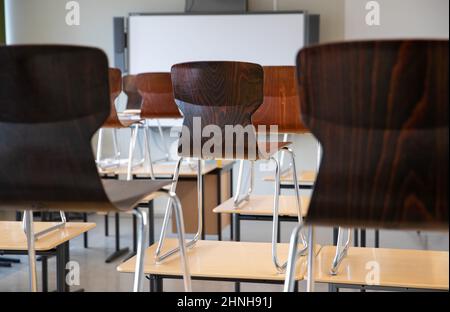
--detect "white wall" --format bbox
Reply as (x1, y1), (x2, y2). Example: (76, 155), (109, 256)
(345, 0), (449, 39)
(5, 0), (185, 63)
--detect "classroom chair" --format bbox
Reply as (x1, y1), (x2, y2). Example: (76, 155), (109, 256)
(284, 40), (449, 292)
(97, 69), (153, 180)
(156, 61), (306, 273)
(0, 45), (191, 292)
(136, 72), (183, 162)
(214, 66), (314, 273)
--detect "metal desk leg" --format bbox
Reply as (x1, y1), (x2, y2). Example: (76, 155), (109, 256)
(277, 218), (281, 244)
(201, 174), (206, 240)
(124, 214), (138, 262)
(354, 229), (359, 247)
(148, 201), (155, 245)
(360, 229), (366, 247)
(83, 213), (88, 248)
(153, 276), (163, 292)
(234, 214), (241, 242)
(105, 213), (130, 263)
(149, 275), (156, 292)
(42, 256), (48, 292)
(105, 214), (109, 237)
(234, 213), (241, 292)
(56, 242), (70, 292)
(229, 170), (234, 241)
(375, 230), (380, 248)
(333, 227), (339, 245)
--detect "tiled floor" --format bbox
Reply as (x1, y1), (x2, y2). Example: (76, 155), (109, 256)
(0, 213), (448, 292)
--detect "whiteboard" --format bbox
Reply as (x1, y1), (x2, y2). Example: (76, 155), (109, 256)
(128, 13), (306, 74)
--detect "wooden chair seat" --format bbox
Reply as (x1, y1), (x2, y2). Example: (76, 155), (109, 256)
(213, 195), (310, 217)
(315, 246), (449, 291)
(118, 239), (320, 282)
(102, 179), (171, 211)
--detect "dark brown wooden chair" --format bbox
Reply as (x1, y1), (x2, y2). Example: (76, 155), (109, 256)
(0, 45), (191, 292)
(123, 74), (142, 111)
(253, 66), (309, 133)
(135, 72), (183, 162)
(137, 72), (183, 119)
(284, 40), (449, 291)
(155, 62), (304, 273)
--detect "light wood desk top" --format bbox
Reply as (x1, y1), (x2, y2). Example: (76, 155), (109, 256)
(264, 170), (316, 185)
(315, 246), (449, 290)
(0, 222), (96, 251)
(100, 160), (234, 178)
(118, 239), (321, 281)
(213, 195), (310, 217)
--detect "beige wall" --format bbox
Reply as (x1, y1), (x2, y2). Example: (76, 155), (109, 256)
(345, 0), (449, 39)
(5, 0), (185, 63)
(249, 0), (346, 42)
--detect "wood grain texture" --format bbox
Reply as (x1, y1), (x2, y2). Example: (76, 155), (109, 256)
(103, 68), (123, 128)
(253, 66), (309, 133)
(316, 246), (449, 290)
(0, 46), (114, 211)
(0, 221), (96, 251)
(297, 40), (449, 230)
(136, 73), (182, 119)
(171, 61), (270, 160)
(118, 239), (319, 281)
(0, 46), (170, 212)
(123, 74), (142, 110)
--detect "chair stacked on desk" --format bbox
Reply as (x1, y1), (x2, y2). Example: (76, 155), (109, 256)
(213, 66), (317, 245)
(118, 61), (320, 291)
(284, 39), (449, 292)
(97, 68), (154, 181)
(0, 45), (191, 292)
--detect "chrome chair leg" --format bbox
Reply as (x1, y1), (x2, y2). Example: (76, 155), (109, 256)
(143, 124), (155, 180)
(271, 155), (307, 273)
(112, 128), (121, 164)
(283, 224), (315, 292)
(330, 227), (351, 275)
(233, 160), (253, 208)
(281, 147), (307, 247)
(96, 128), (104, 164)
(132, 208), (148, 292)
(155, 157), (183, 259)
(156, 120), (170, 161)
(232, 160), (245, 207)
(126, 124), (139, 181)
(306, 225), (315, 292)
(169, 192), (192, 292)
(155, 158), (203, 263)
(22, 210), (66, 240)
(283, 223), (303, 292)
(24, 210), (38, 292)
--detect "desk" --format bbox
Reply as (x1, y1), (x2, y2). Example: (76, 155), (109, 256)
(118, 239), (320, 292)
(263, 170), (316, 188)
(0, 221), (95, 292)
(316, 246), (449, 292)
